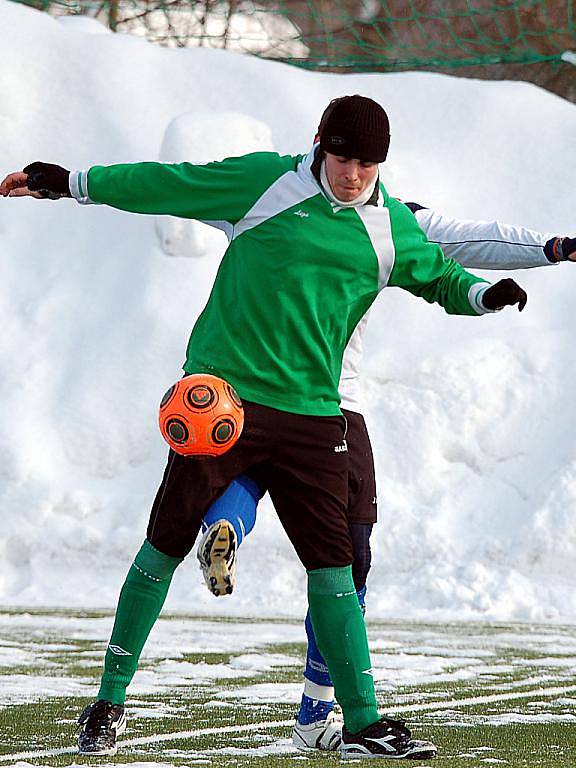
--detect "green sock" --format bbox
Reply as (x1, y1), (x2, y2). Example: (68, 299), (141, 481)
(98, 539), (183, 704)
(308, 565), (379, 734)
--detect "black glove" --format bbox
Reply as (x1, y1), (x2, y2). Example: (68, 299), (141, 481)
(23, 162), (70, 199)
(482, 278), (527, 312)
(544, 236), (576, 262)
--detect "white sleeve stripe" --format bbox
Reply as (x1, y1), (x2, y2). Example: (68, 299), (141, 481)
(468, 282), (495, 315)
(69, 169), (94, 205)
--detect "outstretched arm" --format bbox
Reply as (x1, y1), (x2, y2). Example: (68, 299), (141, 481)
(388, 199), (527, 314)
(408, 204), (576, 268)
(1, 153), (294, 227)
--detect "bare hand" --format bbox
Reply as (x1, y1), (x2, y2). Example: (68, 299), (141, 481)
(0, 172), (43, 199)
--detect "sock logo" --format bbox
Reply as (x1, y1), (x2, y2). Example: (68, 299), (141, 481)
(335, 589), (356, 598)
(309, 658), (330, 674)
(362, 667), (374, 677)
(108, 644), (133, 656)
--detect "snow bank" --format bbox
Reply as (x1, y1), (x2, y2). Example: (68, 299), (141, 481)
(156, 111), (274, 258)
(0, 0), (575, 622)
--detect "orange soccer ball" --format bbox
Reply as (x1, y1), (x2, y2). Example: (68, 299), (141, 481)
(158, 374), (244, 457)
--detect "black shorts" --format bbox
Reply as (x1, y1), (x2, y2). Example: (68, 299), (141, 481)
(248, 408), (377, 525)
(147, 401), (352, 570)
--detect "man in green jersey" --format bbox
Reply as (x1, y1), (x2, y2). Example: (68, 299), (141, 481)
(1, 95), (527, 759)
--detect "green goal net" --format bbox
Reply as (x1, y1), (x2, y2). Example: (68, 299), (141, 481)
(10, 0), (576, 72)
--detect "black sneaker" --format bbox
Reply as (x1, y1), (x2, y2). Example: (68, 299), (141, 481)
(77, 700), (127, 755)
(341, 716), (437, 760)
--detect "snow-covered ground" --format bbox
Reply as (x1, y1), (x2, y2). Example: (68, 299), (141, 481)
(1, 0), (575, 622)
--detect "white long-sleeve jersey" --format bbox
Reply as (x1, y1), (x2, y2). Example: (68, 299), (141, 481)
(339, 208), (554, 413)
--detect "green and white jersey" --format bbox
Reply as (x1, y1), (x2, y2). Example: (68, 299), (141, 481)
(70, 148), (490, 417)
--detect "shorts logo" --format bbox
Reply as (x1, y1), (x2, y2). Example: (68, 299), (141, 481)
(294, 209), (309, 218)
(108, 644), (132, 656)
(334, 439), (348, 453)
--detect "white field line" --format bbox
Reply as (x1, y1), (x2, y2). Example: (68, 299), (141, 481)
(0, 720), (295, 762)
(2, 684), (576, 763)
(388, 683), (576, 715)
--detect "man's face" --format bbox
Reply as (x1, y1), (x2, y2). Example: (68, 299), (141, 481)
(324, 153), (378, 202)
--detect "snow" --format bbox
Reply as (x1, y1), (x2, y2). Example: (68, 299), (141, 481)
(156, 111), (273, 258)
(2, 611), (575, 710)
(1, 611), (575, 763)
(1, 0), (576, 622)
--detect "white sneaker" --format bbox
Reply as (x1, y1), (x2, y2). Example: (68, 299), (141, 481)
(197, 519), (237, 596)
(292, 710), (343, 751)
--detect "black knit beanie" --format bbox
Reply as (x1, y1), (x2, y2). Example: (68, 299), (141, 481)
(319, 95), (390, 162)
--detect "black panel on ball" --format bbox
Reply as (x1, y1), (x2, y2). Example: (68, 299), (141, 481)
(166, 418), (189, 444)
(186, 385), (216, 410)
(227, 384), (243, 408)
(160, 384), (176, 409)
(212, 418), (235, 445)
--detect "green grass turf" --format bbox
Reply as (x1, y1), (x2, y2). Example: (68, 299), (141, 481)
(0, 610), (575, 767)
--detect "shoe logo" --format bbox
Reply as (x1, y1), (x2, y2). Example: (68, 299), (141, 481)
(108, 644), (133, 656)
(294, 209), (309, 218)
(334, 439), (348, 453)
(366, 735), (397, 752)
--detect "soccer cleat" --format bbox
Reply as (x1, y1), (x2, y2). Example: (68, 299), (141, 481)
(341, 716), (437, 760)
(77, 699), (127, 755)
(292, 709), (343, 751)
(197, 519), (237, 596)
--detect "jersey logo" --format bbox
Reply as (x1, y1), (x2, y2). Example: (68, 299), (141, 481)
(108, 644), (133, 656)
(334, 439), (348, 453)
(293, 209), (309, 218)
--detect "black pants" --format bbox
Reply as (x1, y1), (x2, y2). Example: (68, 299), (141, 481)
(147, 401), (352, 570)
(342, 410), (377, 524)
(350, 522), (373, 591)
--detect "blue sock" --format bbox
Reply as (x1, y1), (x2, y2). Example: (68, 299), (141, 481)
(298, 587), (367, 724)
(304, 609), (332, 686)
(202, 475), (262, 545)
(357, 585), (367, 614)
(298, 694), (334, 725)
